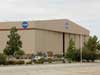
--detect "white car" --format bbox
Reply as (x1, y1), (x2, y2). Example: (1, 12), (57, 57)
(32, 56), (43, 62)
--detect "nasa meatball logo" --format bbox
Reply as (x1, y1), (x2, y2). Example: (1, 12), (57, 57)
(64, 22), (69, 29)
(22, 21), (28, 29)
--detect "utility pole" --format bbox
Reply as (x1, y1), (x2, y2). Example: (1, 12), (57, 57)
(80, 34), (83, 63)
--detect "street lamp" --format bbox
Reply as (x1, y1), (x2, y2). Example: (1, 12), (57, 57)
(80, 34), (83, 63)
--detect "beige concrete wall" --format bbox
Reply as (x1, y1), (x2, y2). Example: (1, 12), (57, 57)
(0, 31), (9, 53)
(65, 34), (80, 52)
(35, 30), (63, 54)
(65, 33), (89, 53)
(35, 30), (89, 54)
(65, 34), (70, 52)
(0, 29), (89, 54)
(18, 30), (36, 54)
(75, 34), (80, 49)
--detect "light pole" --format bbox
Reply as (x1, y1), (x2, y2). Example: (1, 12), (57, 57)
(80, 34), (83, 63)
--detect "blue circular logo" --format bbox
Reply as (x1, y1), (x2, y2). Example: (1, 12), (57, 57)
(64, 22), (69, 29)
(22, 21), (28, 29)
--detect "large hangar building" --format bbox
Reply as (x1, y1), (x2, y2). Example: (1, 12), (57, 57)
(0, 19), (89, 55)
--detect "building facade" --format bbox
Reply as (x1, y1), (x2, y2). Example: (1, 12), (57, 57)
(0, 19), (89, 55)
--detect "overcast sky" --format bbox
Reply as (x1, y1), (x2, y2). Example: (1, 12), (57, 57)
(0, 0), (100, 38)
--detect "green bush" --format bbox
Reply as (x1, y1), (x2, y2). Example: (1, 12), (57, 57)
(65, 49), (77, 62)
(26, 61), (32, 64)
(14, 50), (25, 58)
(16, 60), (25, 65)
(34, 58), (45, 64)
(0, 53), (7, 65)
(7, 60), (25, 65)
(75, 50), (81, 61)
(36, 52), (46, 57)
(7, 60), (17, 65)
(97, 53), (100, 59)
(54, 54), (63, 58)
(54, 58), (63, 62)
(48, 58), (52, 63)
(82, 49), (97, 62)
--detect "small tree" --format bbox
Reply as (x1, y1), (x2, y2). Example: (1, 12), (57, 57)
(4, 27), (22, 56)
(65, 38), (76, 62)
(82, 35), (99, 62)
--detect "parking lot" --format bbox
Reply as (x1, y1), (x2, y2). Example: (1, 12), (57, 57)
(0, 63), (100, 75)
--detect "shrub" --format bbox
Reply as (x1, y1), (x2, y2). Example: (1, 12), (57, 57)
(36, 52), (43, 56)
(26, 61), (32, 65)
(16, 60), (25, 65)
(34, 58), (45, 64)
(54, 58), (63, 62)
(36, 52), (46, 57)
(7, 60), (17, 65)
(47, 58), (52, 63)
(15, 50), (25, 57)
(7, 60), (25, 65)
(54, 54), (63, 58)
(0, 53), (7, 65)
(97, 53), (100, 59)
(65, 48), (77, 62)
(82, 49), (97, 62)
